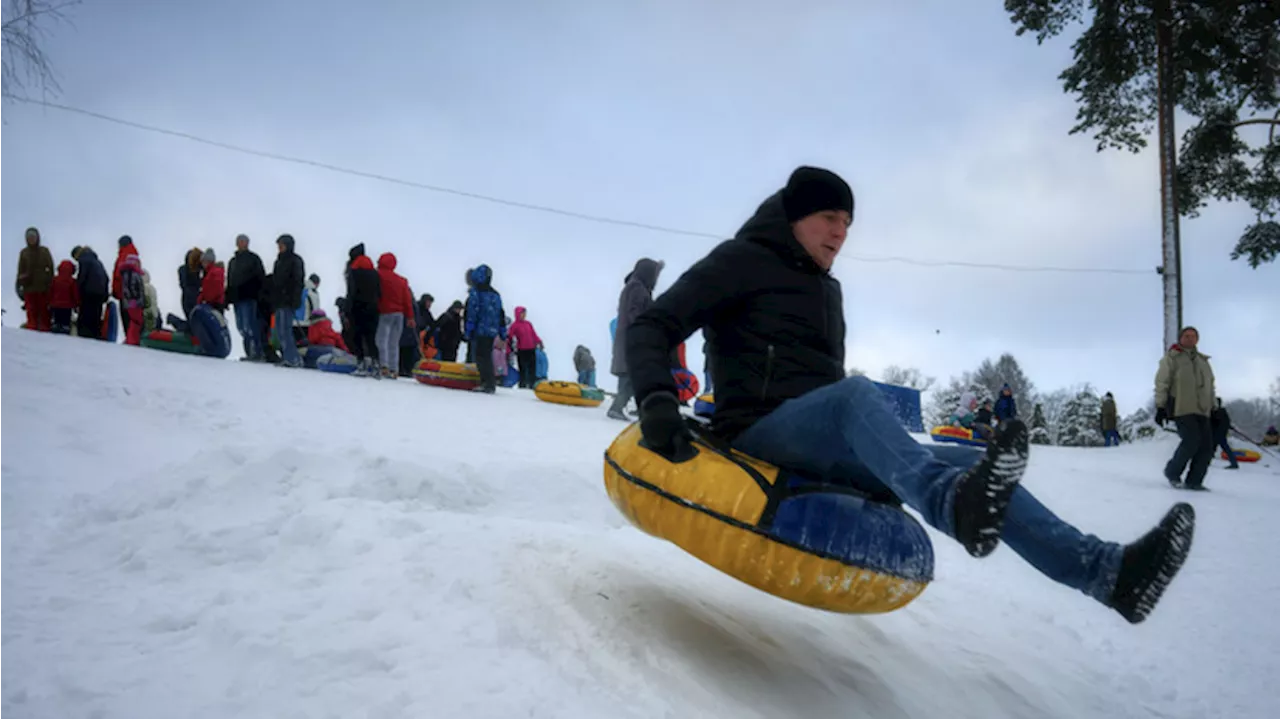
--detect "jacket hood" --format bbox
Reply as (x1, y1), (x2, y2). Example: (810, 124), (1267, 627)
(735, 191), (824, 272)
(624, 258), (663, 291)
(351, 255), (375, 271)
(118, 241), (139, 257)
(469, 264), (492, 287)
(78, 247), (99, 262)
(277, 234), (296, 253)
(515, 306), (526, 319)
(25, 227), (41, 245)
(1169, 343), (1210, 360)
(57, 260), (76, 277)
(377, 252), (397, 271)
(142, 270), (153, 284)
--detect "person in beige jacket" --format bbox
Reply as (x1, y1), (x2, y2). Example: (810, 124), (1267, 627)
(1154, 326), (1216, 490)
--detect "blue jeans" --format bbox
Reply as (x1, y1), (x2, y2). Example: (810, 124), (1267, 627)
(731, 376), (1123, 602)
(1104, 430), (1122, 447)
(234, 300), (263, 358)
(275, 308), (300, 365)
(578, 368), (596, 387)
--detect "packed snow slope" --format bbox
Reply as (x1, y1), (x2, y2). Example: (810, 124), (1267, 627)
(3, 328), (1277, 719)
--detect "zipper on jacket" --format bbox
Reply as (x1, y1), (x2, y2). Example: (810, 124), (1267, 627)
(760, 344), (776, 399)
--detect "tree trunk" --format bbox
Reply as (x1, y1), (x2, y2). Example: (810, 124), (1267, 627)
(1156, 0), (1182, 350)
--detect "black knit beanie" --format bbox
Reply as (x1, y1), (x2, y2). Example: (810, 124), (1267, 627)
(118, 235), (133, 248)
(781, 166), (854, 223)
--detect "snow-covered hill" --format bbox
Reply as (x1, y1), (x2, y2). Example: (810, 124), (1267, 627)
(3, 329), (1277, 718)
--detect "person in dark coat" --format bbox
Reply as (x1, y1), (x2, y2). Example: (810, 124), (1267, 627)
(16, 227), (55, 331)
(1210, 398), (1239, 469)
(625, 165), (1195, 626)
(178, 247), (204, 319)
(607, 257), (663, 420)
(227, 233), (267, 359)
(400, 294), (433, 376)
(258, 273), (279, 363)
(345, 251), (382, 375)
(271, 234), (306, 368)
(434, 300), (464, 362)
(994, 384), (1017, 422)
(70, 245), (109, 339)
(974, 400), (996, 440)
(1101, 392), (1121, 447)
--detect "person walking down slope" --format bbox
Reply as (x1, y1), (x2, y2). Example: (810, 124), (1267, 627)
(49, 258), (80, 335)
(464, 265), (506, 394)
(626, 165), (1195, 625)
(227, 234), (267, 360)
(508, 306), (544, 388)
(1101, 392), (1121, 447)
(1154, 326), (1217, 491)
(995, 384), (1017, 422)
(271, 235), (306, 368)
(346, 252), (382, 377)
(15, 227), (55, 331)
(375, 253), (415, 379)
(608, 257), (663, 420)
(71, 246), (109, 340)
(574, 345), (597, 387)
(1210, 398), (1239, 470)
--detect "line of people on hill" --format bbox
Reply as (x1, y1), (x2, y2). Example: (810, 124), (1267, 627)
(16, 228), (606, 391)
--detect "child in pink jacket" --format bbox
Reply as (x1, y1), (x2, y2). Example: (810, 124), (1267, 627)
(508, 306), (542, 388)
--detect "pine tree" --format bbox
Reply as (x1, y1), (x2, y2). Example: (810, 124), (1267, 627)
(1120, 407), (1159, 442)
(1058, 387), (1105, 447)
(1005, 0), (1280, 267)
(1029, 403), (1052, 445)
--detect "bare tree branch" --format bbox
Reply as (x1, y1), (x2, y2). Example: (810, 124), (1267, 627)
(1, 0), (80, 99)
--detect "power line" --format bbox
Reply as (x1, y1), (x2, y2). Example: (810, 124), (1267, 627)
(6, 94), (1154, 277)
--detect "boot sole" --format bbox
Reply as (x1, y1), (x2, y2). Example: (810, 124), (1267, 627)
(961, 420), (1029, 558)
(1125, 503), (1195, 624)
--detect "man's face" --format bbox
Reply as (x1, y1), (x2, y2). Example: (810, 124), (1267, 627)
(277, 242), (286, 255)
(25, 232), (38, 248)
(424, 299), (433, 311)
(1180, 328), (1199, 348)
(791, 210), (851, 270)
(236, 238), (248, 251)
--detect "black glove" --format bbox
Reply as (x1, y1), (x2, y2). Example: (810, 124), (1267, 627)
(639, 392), (694, 461)
(1155, 407), (1168, 427)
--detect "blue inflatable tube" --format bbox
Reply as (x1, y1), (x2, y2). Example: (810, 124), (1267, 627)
(189, 304), (232, 359)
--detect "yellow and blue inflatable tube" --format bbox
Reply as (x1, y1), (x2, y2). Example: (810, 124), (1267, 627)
(534, 380), (605, 408)
(1222, 448), (1261, 463)
(603, 423), (933, 614)
(930, 425), (986, 447)
(693, 393), (715, 419)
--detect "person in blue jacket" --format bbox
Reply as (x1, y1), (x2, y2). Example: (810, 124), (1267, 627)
(464, 264), (506, 393)
(994, 384), (1018, 422)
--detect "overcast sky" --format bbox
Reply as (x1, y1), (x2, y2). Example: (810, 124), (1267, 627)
(3, 0), (1275, 414)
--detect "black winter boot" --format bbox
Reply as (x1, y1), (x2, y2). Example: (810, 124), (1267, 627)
(1108, 503), (1195, 624)
(952, 419), (1029, 558)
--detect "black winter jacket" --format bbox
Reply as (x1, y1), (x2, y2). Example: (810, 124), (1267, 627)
(75, 249), (109, 297)
(272, 250), (306, 311)
(347, 266), (381, 308)
(226, 249), (266, 305)
(1210, 406), (1231, 440)
(626, 191), (845, 440)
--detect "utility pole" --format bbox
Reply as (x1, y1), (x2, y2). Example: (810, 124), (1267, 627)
(1155, 0), (1182, 350)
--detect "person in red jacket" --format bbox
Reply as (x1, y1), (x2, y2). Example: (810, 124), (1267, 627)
(375, 252), (415, 378)
(307, 309), (348, 351)
(112, 235), (141, 336)
(196, 248), (226, 310)
(49, 259), (81, 334)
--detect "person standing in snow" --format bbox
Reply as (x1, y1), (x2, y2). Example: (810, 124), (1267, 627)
(508, 306), (544, 388)
(227, 234), (267, 360)
(299, 274), (322, 327)
(435, 300), (464, 362)
(15, 227), (54, 332)
(574, 345), (597, 387)
(1101, 392), (1121, 447)
(994, 384), (1017, 422)
(178, 247), (204, 320)
(345, 251), (382, 376)
(196, 249), (226, 311)
(271, 235), (306, 368)
(464, 265), (506, 394)
(401, 294), (433, 376)
(49, 258), (80, 335)
(117, 254), (146, 346)
(1210, 398), (1239, 470)
(1154, 326), (1216, 490)
(70, 246), (109, 340)
(375, 253), (415, 379)
(627, 166), (1194, 625)
(112, 235), (142, 335)
(608, 257), (663, 420)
